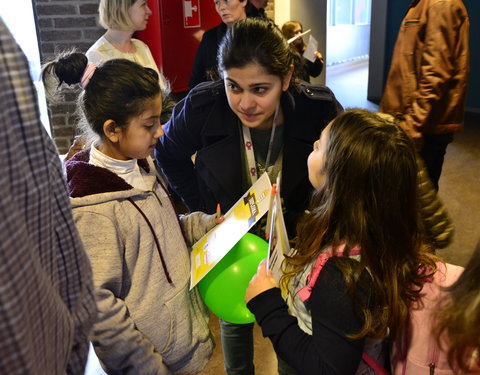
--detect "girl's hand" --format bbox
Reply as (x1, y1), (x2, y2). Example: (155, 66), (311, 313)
(214, 203), (225, 225)
(214, 215), (225, 225)
(245, 259), (279, 303)
(315, 51), (324, 62)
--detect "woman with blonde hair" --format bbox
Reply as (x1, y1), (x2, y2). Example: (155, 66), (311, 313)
(88, 0), (169, 92)
(63, 0), (173, 160)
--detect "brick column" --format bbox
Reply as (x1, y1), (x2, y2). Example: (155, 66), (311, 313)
(34, 0), (103, 154)
(265, 0), (274, 19)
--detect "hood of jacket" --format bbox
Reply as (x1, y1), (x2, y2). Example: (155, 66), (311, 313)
(65, 149), (155, 204)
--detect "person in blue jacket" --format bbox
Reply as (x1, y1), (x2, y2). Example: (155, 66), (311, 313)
(156, 18), (342, 375)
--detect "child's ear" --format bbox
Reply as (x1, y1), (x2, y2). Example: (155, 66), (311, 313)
(103, 119), (121, 143)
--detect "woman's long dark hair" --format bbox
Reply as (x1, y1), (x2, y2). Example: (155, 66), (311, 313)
(218, 18), (302, 84)
(283, 109), (436, 339)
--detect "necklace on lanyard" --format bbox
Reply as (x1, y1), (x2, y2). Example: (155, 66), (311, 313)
(242, 104), (280, 184)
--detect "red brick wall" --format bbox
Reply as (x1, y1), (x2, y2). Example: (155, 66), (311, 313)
(34, 0), (103, 153)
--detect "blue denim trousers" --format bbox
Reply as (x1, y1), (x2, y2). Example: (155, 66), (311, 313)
(219, 319), (298, 375)
(220, 320), (255, 375)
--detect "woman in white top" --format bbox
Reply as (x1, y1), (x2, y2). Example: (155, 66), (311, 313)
(87, 0), (171, 118)
(61, 0), (173, 160)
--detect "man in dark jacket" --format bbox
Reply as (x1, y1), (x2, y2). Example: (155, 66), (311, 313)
(380, 0), (469, 190)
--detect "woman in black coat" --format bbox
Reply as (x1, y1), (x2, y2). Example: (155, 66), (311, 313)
(157, 18), (342, 375)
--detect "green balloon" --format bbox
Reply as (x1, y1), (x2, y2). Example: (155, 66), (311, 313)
(197, 233), (268, 324)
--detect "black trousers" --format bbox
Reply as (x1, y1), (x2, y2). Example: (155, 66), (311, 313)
(419, 133), (454, 191)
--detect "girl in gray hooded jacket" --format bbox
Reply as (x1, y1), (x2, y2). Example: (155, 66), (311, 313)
(43, 54), (220, 374)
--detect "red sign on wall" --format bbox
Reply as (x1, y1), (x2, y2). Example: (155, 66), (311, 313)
(183, 0), (201, 28)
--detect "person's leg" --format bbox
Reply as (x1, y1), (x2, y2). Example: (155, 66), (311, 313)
(419, 133), (454, 191)
(220, 320), (255, 375)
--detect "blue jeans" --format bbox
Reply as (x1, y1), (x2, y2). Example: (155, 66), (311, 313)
(220, 320), (254, 375)
(219, 320), (298, 375)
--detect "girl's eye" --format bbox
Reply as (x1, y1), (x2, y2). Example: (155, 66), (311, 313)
(146, 120), (161, 130)
(144, 120), (158, 128)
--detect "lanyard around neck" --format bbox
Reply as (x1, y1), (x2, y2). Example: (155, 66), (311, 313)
(241, 105), (280, 184)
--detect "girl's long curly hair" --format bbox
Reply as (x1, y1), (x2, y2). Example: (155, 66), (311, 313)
(282, 109), (436, 340)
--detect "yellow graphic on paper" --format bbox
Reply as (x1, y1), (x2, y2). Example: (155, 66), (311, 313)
(190, 173), (272, 288)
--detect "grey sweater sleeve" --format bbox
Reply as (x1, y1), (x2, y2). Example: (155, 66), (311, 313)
(178, 211), (217, 246)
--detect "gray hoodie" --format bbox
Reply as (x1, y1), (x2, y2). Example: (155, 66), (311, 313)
(66, 150), (215, 374)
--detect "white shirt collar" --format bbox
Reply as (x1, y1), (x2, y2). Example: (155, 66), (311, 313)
(89, 144), (147, 191)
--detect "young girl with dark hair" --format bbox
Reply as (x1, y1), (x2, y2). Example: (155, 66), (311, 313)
(156, 17), (342, 375)
(245, 109), (437, 374)
(42, 55), (221, 374)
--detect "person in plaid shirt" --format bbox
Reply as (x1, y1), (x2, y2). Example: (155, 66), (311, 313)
(0, 19), (96, 374)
